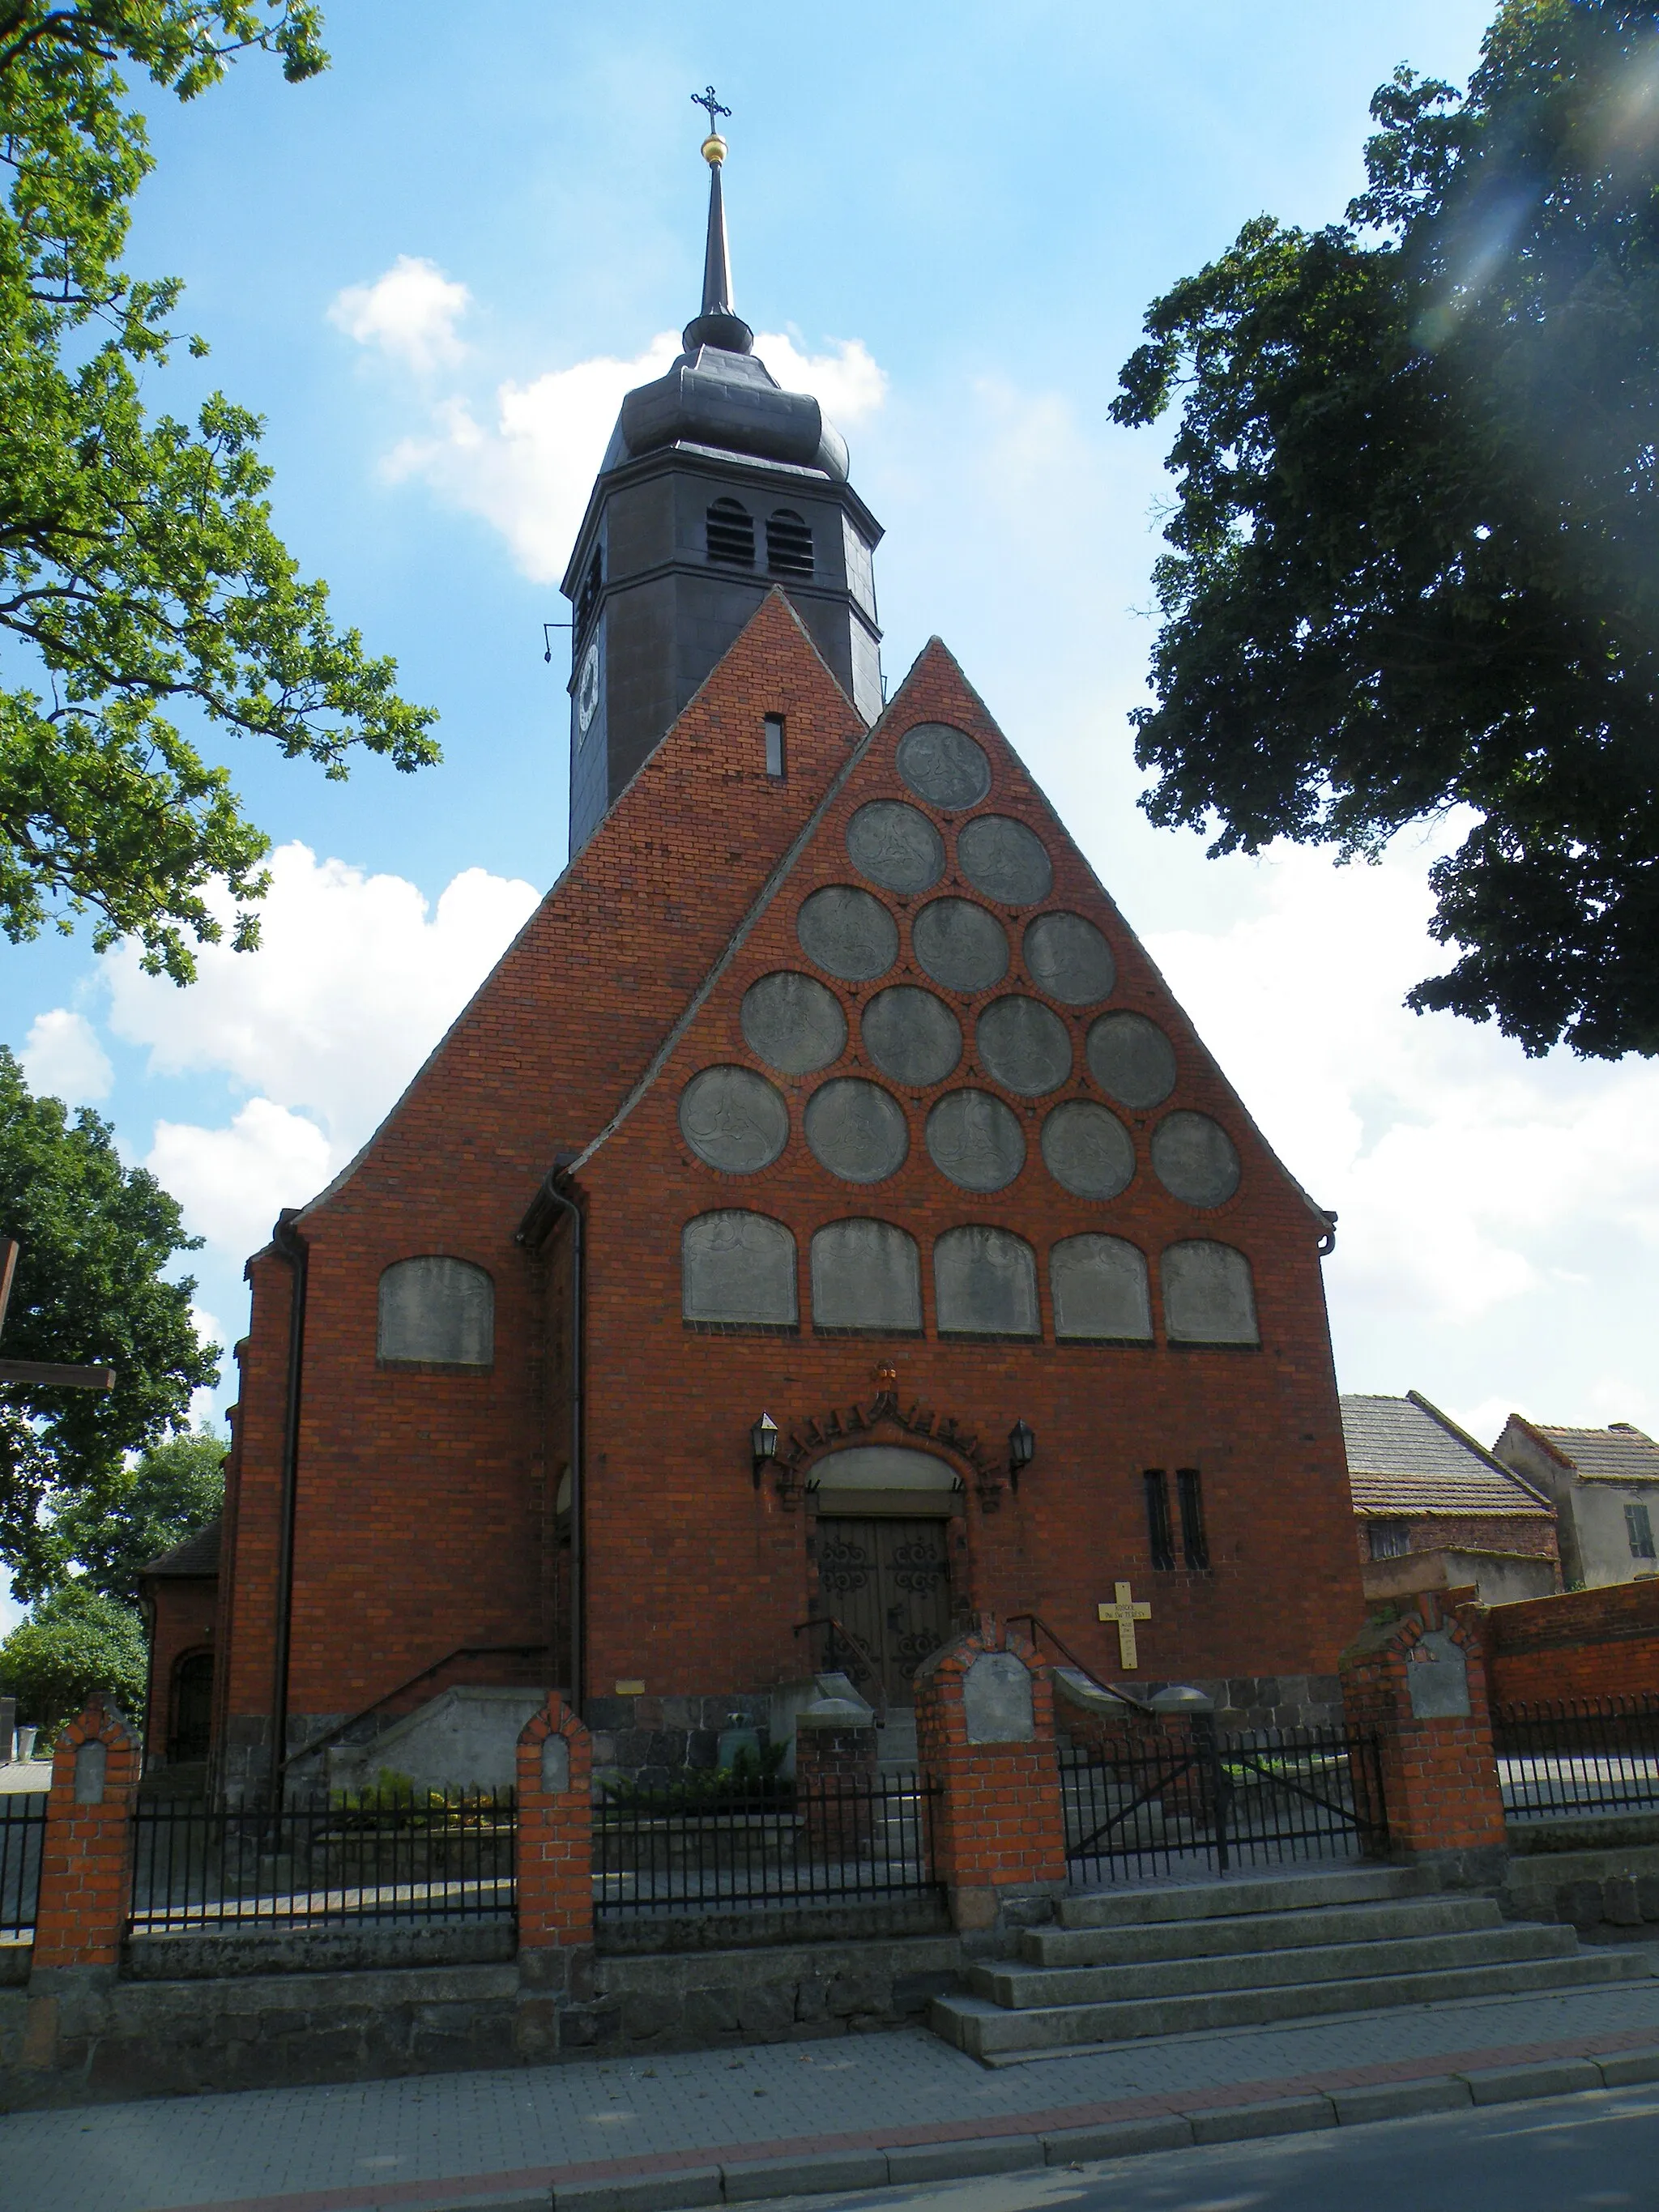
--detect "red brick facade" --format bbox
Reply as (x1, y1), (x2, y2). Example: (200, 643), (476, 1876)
(141, 1576), (216, 1762)
(1483, 1579), (1659, 1706)
(210, 595), (1367, 1793)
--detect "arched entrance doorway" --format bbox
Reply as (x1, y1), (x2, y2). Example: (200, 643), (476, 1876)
(170, 1649), (214, 1762)
(808, 1445), (958, 1708)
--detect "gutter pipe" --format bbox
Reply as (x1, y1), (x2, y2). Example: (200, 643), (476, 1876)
(267, 1209), (308, 1809)
(518, 1169), (584, 1715)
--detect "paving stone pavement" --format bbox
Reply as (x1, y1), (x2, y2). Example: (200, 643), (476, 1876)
(7, 1974), (1659, 2212)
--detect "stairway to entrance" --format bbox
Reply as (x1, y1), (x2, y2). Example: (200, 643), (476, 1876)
(929, 1864), (1651, 2060)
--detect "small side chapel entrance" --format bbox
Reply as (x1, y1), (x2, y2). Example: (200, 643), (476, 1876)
(808, 1445), (959, 1709)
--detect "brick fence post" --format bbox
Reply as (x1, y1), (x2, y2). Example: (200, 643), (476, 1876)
(915, 1613), (1067, 1935)
(1339, 1588), (1508, 1884)
(23, 1695), (139, 2074)
(514, 1694), (596, 2056)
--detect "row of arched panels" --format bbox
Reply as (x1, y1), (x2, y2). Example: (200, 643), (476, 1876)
(680, 1213), (1260, 1346)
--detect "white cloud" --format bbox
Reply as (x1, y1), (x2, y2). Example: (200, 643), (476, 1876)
(19, 1008), (112, 1105)
(147, 1102), (332, 1270)
(382, 329), (888, 583)
(329, 254), (471, 373)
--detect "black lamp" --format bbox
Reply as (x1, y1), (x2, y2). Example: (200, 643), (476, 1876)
(751, 1411), (779, 1487)
(1007, 1418), (1035, 1491)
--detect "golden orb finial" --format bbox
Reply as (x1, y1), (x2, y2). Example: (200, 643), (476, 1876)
(701, 130), (727, 166)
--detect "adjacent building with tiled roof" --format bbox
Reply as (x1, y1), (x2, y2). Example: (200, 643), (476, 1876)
(1340, 1392), (1559, 1606)
(1494, 1418), (1659, 1592)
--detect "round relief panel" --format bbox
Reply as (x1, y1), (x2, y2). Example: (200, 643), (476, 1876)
(1086, 1011), (1177, 1109)
(740, 971), (847, 1076)
(913, 898), (1009, 994)
(804, 1077), (909, 1183)
(957, 815), (1053, 906)
(1151, 1110), (1242, 1207)
(861, 986), (962, 1087)
(679, 1067), (789, 1174)
(925, 1089), (1026, 1192)
(1041, 1100), (1136, 1200)
(977, 995), (1073, 1096)
(847, 801), (945, 894)
(1024, 911), (1115, 1006)
(796, 884), (898, 982)
(895, 722), (992, 811)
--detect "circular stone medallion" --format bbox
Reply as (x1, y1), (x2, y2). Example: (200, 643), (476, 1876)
(1151, 1110), (1241, 1207)
(912, 898), (1009, 994)
(895, 722), (992, 811)
(740, 970), (848, 1076)
(957, 815), (1053, 906)
(1024, 911), (1115, 1006)
(847, 801), (945, 894)
(1041, 1100), (1136, 1200)
(977, 995), (1073, 1095)
(804, 1077), (909, 1183)
(925, 1089), (1026, 1192)
(1086, 1012), (1177, 1109)
(861, 986), (962, 1087)
(678, 1067), (789, 1174)
(796, 884), (898, 982)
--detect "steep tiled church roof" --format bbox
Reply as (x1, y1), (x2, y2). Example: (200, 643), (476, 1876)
(140, 1514), (221, 1579)
(1341, 1394), (1552, 1519)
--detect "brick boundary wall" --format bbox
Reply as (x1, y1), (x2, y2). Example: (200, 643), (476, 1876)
(30, 1698), (138, 1972)
(514, 1695), (595, 2059)
(1484, 1579), (1659, 1706)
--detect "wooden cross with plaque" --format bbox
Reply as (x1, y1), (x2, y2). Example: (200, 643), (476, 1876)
(0, 1240), (116, 1393)
(1098, 1580), (1152, 1670)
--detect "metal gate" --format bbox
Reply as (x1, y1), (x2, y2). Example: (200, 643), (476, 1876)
(1061, 1719), (1388, 1886)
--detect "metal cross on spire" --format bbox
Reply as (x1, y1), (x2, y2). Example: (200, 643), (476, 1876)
(691, 85), (731, 133)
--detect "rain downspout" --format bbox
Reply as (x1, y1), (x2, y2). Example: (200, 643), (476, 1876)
(267, 1209), (308, 1809)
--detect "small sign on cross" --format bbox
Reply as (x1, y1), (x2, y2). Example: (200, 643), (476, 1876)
(0, 1240), (116, 1393)
(1098, 1580), (1152, 1670)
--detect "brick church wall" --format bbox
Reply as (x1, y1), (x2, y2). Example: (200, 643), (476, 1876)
(143, 1577), (216, 1761)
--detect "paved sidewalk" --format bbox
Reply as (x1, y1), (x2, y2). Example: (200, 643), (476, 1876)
(6, 1973), (1659, 2212)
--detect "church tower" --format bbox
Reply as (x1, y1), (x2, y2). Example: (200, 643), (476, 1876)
(559, 111), (884, 856)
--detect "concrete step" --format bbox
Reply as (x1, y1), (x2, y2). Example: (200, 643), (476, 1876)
(1056, 1865), (1431, 1929)
(975, 1922), (1580, 2010)
(931, 1946), (1648, 2058)
(1021, 1893), (1502, 1967)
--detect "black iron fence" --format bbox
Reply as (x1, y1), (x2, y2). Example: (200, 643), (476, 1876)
(0, 1790), (45, 1940)
(594, 1769), (939, 1918)
(1495, 1695), (1659, 1822)
(128, 1788), (516, 1934)
(1062, 1722), (1388, 1886)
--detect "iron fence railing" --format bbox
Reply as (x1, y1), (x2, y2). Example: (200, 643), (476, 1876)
(0, 1789), (45, 1939)
(1061, 1722), (1388, 1886)
(1495, 1695), (1659, 1822)
(128, 1788), (517, 1934)
(593, 1770), (940, 1918)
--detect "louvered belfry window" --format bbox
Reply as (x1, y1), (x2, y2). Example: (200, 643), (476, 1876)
(706, 497), (755, 566)
(576, 547), (603, 638)
(766, 507), (814, 577)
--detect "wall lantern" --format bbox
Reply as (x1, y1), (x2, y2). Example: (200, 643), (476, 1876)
(751, 1411), (779, 1487)
(1007, 1418), (1036, 1492)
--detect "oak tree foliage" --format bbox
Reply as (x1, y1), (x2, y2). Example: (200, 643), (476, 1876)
(0, 2), (439, 983)
(1113, 0), (1659, 1059)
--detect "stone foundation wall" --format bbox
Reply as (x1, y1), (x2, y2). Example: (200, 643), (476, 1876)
(1503, 1816), (1659, 1933)
(584, 1690), (774, 1791)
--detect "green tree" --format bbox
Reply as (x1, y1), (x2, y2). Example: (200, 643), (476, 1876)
(0, 1046), (217, 1594)
(0, 2), (438, 984)
(0, 1582), (148, 1734)
(39, 1426), (224, 1606)
(1112, 0), (1659, 1059)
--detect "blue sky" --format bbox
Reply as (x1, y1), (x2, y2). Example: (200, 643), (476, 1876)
(7, 1), (1657, 1625)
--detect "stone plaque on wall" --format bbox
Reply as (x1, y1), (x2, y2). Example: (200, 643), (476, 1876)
(1086, 1012), (1177, 1109)
(925, 1089), (1026, 1192)
(934, 1225), (1040, 1336)
(1161, 1239), (1259, 1345)
(679, 1066), (790, 1174)
(957, 816), (1053, 906)
(796, 884), (898, 982)
(811, 1218), (923, 1330)
(847, 800), (945, 893)
(681, 1211), (798, 1324)
(896, 722), (992, 810)
(740, 970), (848, 1075)
(804, 1077), (910, 1183)
(963, 1651), (1035, 1742)
(912, 898), (1009, 993)
(861, 986), (963, 1086)
(1024, 911), (1115, 1005)
(1406, 1629), (1472, 1719)
(1051, 1234), (1153, 1340)
(1040, 1101), (1135, 1200)
(378, 1256), (495, 1366)
(977, 995), (1073, 1095)
(1151, 1110), (1241, 1207)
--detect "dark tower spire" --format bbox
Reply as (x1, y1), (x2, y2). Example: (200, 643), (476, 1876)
(684, 89), (753, 356)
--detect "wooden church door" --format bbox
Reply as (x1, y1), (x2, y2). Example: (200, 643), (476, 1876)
(815, 1518), (952, 1708)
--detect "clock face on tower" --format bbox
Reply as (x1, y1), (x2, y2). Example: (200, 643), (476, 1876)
(576, 638), (601, 738)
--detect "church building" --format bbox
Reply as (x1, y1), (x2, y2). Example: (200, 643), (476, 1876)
(180, 124), (1367, 1803)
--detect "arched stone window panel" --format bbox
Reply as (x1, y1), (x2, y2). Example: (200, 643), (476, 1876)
(766, 507), (814, 577)
(377, 1257), (494, 1367)
(682, 1211), (798, 1327)
(811, 1220), (923, 1332)
(1051, 1235), (1153, 1341)
(1162, 1240), (1260, 1346)
(934, 1225), (1040, 1338)
(706, 497), (755, 567)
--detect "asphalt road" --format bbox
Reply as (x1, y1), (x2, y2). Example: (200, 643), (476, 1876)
(753, 2087), (1659, 2212)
